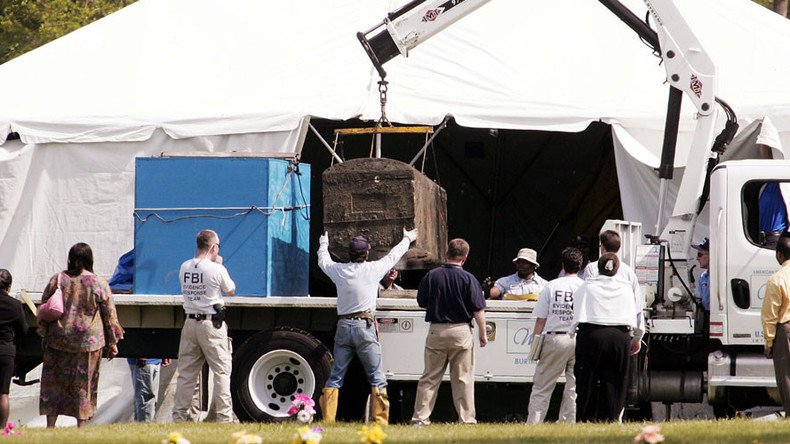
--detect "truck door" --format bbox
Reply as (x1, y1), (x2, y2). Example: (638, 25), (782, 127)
(712, 161), (790, 346)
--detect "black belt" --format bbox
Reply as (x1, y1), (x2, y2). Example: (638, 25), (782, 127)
(544, 331), (568, 335)
(186, 313), (212, 321)
(578, 323), (631, 333)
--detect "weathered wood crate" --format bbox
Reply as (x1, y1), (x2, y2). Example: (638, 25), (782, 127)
(322, 158), (447, 269)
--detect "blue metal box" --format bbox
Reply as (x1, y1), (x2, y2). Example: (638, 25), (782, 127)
(133, 156), (310, 296)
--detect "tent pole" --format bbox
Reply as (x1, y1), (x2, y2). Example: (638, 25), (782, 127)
(309, 123), (343, 164)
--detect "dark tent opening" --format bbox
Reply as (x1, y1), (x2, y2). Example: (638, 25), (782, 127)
(302, 119), (623, 296)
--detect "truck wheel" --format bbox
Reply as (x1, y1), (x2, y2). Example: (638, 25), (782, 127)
(232, 327), (332, 422)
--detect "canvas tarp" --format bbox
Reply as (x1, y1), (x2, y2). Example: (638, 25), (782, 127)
(2, 0), (790, 288)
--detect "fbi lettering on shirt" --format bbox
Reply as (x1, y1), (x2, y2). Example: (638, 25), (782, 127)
(550, 290), (574, 322)
(183, 271), (207, 301)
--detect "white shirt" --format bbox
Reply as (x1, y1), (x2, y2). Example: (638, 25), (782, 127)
(534, 275), (584, 333)
(583, 260), (643, 302)
(180, 257), (236, 315)
(573, 275), (644, 339)
(318, 237), (410, 315)
(494, 272), (547, 298)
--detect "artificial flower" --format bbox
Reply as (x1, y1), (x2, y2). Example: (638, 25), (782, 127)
(358, 423), (387, 444)
(229, 431), (262, 444)
(162, 431), (191, 444)
(292, 426), (323, 444)
(2, 421), (16, 436)
(633, 424), (665, 444)
(297, 409), (314, 424)
(290, 394), (317, 422)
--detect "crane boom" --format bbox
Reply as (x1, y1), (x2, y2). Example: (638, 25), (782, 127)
(357, 0), (738, 258)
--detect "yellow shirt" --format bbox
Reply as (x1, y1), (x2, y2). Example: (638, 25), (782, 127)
(761, 259), (790, 348)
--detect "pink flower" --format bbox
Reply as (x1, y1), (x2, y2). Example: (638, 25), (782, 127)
(634, 425), (664, 444)
(290, 395), (317, 423)
(294, 394), (315, 408)
(3, 421), (15, 436)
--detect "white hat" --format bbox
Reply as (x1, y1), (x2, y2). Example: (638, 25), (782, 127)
(512, 248), (539, 267)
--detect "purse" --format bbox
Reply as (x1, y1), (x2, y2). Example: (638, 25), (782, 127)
(38, 273), (65, 322)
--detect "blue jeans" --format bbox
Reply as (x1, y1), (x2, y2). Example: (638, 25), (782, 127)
(129, 361), (160, 422)
(326, 319), (386, 389)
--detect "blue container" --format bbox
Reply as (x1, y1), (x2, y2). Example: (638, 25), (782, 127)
(133, 157), (310, 296)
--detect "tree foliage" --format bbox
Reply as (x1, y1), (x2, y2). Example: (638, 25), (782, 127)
(0, 0), (135, 65)
(755, 0), (789, 17)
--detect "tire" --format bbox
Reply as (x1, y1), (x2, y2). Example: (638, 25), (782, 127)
(231, 327), (332, 422)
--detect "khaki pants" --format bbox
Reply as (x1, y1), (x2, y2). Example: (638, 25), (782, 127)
(412, 323), (476, 424)
(773, 322), (790, 416)
(527, 333), (576, 423)
(172, 319), (233, 422)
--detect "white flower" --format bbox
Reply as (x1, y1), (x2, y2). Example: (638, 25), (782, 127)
(634, 424), (665, 444)
(300, 429), (323, 443)
(297, 409), (314, 424)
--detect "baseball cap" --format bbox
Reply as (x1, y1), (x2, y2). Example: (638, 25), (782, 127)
(692, 238), (709, 251)
(512, 248), (539, 267)
(348, 236), (370, 255)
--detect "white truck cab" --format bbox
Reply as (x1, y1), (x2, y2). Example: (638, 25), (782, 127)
(706, 160), (790, 408)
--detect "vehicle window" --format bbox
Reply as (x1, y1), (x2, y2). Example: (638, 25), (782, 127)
(742, 180), (790, 249)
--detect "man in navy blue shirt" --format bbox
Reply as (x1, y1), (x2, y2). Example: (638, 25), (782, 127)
(411, 238), (487, 425)
(759, 145), (789, 248)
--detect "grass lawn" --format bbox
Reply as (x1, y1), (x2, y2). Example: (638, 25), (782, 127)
(4, 419), (790, 443)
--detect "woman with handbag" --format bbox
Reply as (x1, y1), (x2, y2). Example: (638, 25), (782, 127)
(37, 243), (124, 428)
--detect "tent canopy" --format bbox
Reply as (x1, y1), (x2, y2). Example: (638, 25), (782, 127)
(2, 0), (790, 288)
(2, 0), (790, 148)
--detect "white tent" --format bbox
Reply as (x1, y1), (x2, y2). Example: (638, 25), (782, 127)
(2, 0), (790, 289)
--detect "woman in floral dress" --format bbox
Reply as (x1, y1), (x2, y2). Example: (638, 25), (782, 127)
(37, 243), (124, 428)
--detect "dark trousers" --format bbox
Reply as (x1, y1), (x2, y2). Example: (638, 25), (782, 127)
(574, 323), (631, 422)
(773, 322), (790, 416)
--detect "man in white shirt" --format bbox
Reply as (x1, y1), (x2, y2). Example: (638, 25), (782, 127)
(573, 254), (644, 422)
(527, 247), (584, 424)
(583, 230), (643, 306)
(172, 229), (236, 423)
(317, 227), (417, 425)
(484, 248), (547, 300)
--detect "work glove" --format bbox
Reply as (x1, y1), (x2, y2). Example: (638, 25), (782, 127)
(403, 227), (418, 243)
(319, 231), (329, 246)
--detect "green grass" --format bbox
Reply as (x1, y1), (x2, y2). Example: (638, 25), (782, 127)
(3, 419), (790, 443)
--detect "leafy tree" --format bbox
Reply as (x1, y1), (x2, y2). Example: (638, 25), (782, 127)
(0, 0), (135, 65)
(753, 0), (789, 17)
(773, 0), (789, 17)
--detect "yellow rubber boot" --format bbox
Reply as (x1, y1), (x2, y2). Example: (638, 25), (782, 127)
(319, 387), (339, 423)
(370, 386), (390, 425)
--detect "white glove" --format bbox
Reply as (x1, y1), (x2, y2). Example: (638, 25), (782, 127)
(403, 227), (418, 243)
(319, 231), (329, 245)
